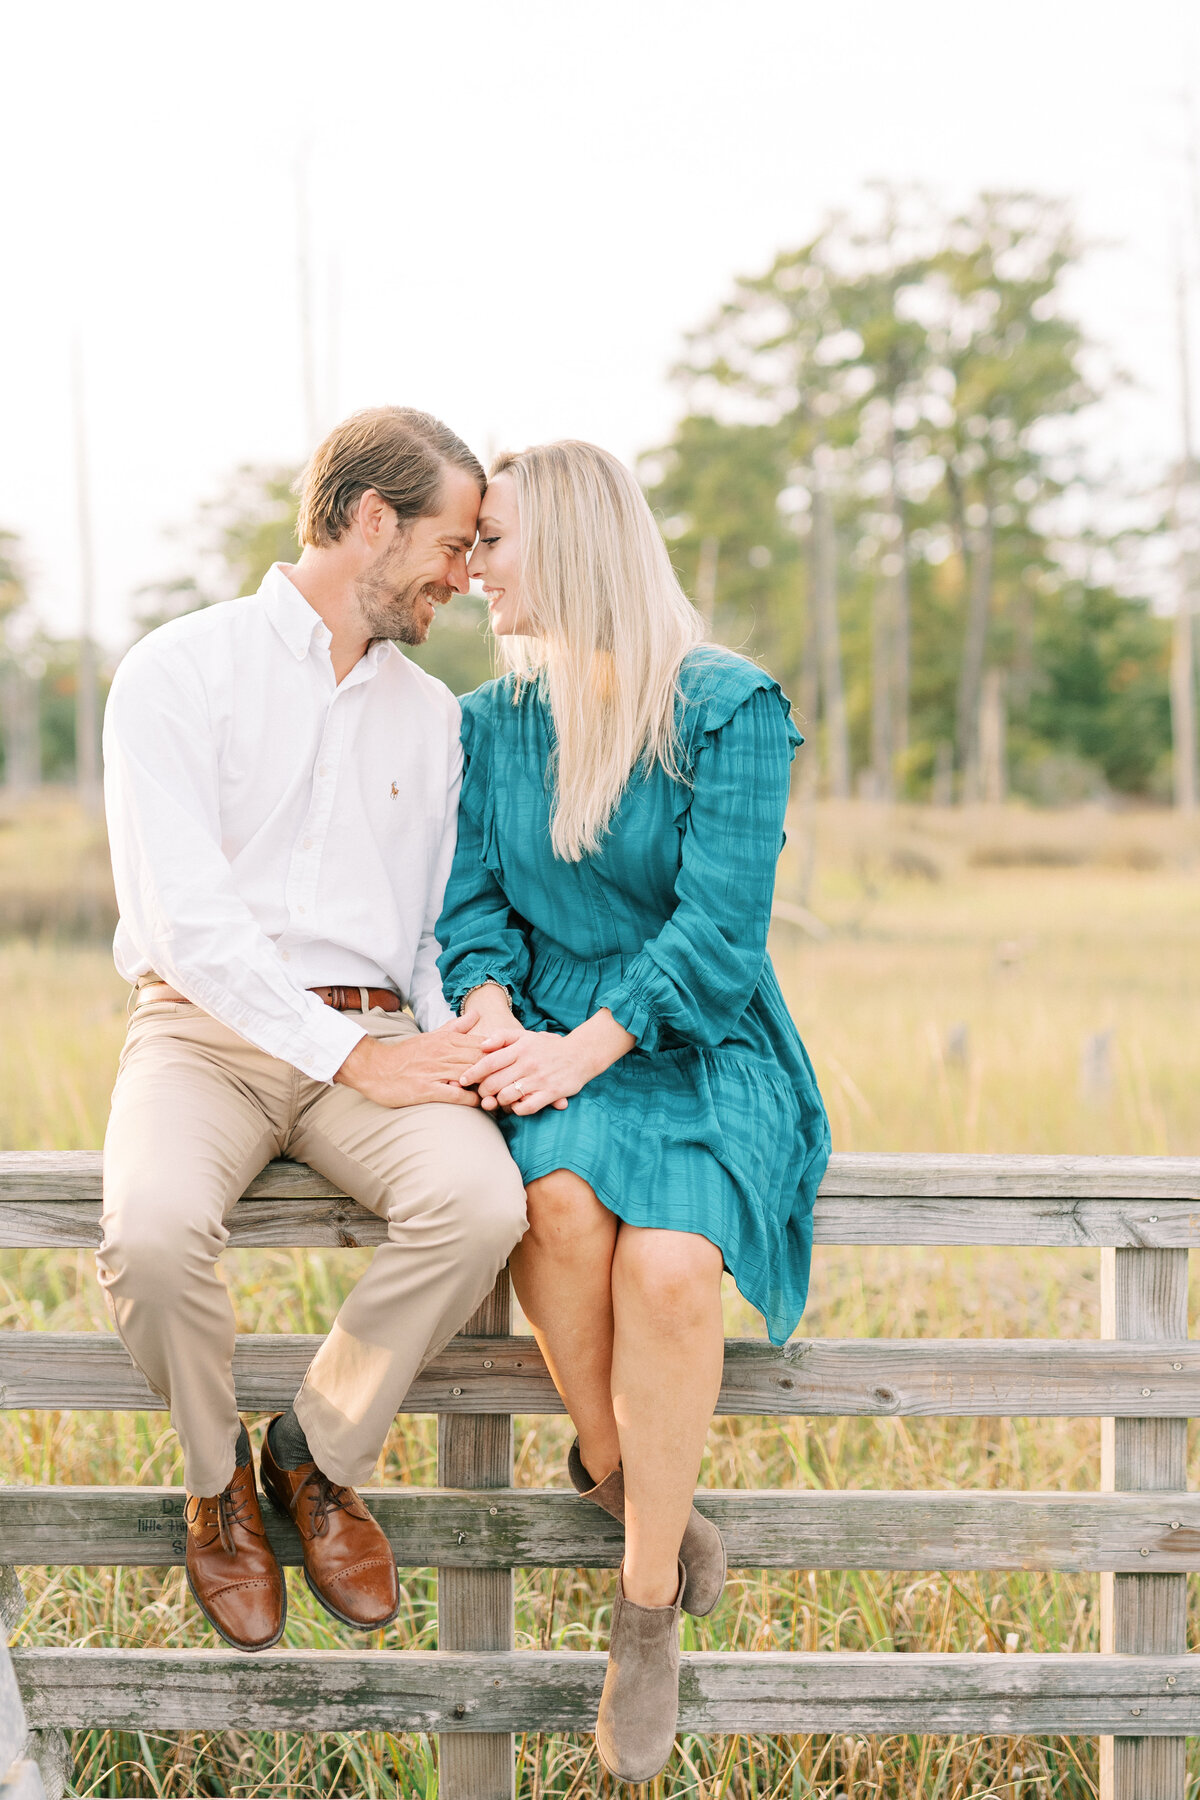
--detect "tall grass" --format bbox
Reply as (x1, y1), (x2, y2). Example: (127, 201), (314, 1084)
(1, 800), (1198, 1796)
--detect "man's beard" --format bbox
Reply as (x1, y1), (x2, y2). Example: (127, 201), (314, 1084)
(355, 540), (452, 645)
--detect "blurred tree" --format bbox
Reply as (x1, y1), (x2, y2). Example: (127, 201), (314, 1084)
(644, 186), (1162, 801)
(0, 531), (40, 791)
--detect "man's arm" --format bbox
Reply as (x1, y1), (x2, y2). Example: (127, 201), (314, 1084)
(106, 640), (486, 1103)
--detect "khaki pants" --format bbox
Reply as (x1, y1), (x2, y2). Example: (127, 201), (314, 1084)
(98, 1001), (527, 1496)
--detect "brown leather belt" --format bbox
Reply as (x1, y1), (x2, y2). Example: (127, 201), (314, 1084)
(135, 980), (402, 1014)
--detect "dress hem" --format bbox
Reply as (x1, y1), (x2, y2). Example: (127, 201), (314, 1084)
(513, 1147), (800, 1347)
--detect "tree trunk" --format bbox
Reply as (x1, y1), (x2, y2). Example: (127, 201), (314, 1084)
(869, 573), (893, 800)
(1170, 588), (1197, 812)
(797, 549), (820, 804)
(695, 536), (718, 635)
(955, 498), (994, 802)
(1, 664), (39, 794)
(979, 667), (1007, 804)
(886, 411), (910, 781)
(811, 457), (851, 799)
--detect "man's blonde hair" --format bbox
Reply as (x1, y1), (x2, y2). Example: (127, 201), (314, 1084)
(491, 441), (705, 861)
(296, 407), (484, 547)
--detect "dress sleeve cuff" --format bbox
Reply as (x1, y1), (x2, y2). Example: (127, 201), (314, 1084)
(445, 962), (524, 1020)
(598, 979), (661, 1054)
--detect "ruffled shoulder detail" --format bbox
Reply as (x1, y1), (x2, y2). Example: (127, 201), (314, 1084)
(667, 651), (802, 829)
(676, 647), (802, 752)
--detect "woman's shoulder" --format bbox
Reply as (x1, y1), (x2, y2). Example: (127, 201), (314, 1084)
(457, 674), (521, 741)
(676, 647), (797, 742)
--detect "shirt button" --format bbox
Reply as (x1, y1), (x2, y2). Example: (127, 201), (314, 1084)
(297, 906), (306, 915)
(303, 839), (313, 850)
(281, 951), (291, 962)
(318, 765), (328, 776)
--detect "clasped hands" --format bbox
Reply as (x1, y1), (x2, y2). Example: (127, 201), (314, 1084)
(458, 1003), (637, 1115)
(335, 998), (635, 1113)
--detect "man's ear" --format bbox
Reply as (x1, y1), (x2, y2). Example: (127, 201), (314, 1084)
(355, 488), (390, 547)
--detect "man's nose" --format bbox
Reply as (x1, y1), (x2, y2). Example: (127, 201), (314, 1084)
(448, 551), (470, 594)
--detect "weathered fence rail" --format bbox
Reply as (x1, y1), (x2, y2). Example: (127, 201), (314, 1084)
(0, 1151), (1195, 1800)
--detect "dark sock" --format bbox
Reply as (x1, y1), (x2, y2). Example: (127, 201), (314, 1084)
(268, 1406), (313, 1470)
(234, 1422), (252, 1469)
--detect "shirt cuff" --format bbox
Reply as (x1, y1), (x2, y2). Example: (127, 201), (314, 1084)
(289, 1003), (369, 1084)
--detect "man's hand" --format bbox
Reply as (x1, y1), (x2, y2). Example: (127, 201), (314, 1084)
(335, 1013), (496, 1109)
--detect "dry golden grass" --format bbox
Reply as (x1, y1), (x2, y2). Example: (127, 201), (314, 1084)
(0, 798), (1197, 1796)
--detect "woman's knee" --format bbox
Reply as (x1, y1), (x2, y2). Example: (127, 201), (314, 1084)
(613, 1227), (723, 1325)
(523, 1169), (612, 1251)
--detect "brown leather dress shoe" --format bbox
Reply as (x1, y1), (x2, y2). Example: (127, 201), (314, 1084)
(259, 1418), (399, 1630)
(184, 1457), (286, 1652)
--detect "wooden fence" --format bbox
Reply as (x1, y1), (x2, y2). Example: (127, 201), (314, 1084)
(0, 1150), (1197, 1799)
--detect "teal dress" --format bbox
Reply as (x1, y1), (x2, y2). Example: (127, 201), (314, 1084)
(435, 648), (830, 1345)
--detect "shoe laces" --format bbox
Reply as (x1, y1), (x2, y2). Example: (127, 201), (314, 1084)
(186, 1472), (262, 1555)
(299, 1468), (368, 1538)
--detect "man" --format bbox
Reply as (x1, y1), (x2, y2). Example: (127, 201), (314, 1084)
(98, 406), (527, 1653)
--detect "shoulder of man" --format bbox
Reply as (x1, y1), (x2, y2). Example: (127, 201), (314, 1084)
(384, 649), (462, 730)
(107, 600), (244, 707)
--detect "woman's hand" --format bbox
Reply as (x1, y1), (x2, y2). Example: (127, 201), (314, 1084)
(458, 1009), (636, 1116)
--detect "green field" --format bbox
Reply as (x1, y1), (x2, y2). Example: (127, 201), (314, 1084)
(1, 798), (1198, 1796)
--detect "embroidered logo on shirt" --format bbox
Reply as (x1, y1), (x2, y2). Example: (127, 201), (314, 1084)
(390, 782), (399, 798)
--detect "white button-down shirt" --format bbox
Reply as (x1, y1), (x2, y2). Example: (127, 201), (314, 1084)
(103, 564), (461, 1082)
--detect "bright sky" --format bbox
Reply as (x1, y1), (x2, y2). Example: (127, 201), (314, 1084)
(2, 0), (1198, 647)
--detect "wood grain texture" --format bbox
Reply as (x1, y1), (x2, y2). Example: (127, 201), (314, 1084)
(6, 1193), (1200, 1250)
(0, 1573), (24, 1637)
(436, 1276), (515, 1800)
(11, 1648), (1199, 1735)
(18, 1734), (65, 1800)
(4, 1485), (1199, 1574)
(1099, 1247), (1189, 1800)
(4, 1153), (1200, 1250)
(3, 1331), (1196, 1418)
(6, 1149), (1200, 1201)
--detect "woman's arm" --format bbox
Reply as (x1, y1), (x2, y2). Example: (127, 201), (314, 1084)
(596, 681), (797, 1052)
(462, 678), (797, 1113)
(434, 718), (534, 1021)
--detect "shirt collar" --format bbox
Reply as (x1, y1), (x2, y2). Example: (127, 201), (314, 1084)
(260, 564), (331, 661)
(259, 564), (400, 685)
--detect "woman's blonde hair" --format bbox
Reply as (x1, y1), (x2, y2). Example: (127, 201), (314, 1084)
(490, 441), (705, 861)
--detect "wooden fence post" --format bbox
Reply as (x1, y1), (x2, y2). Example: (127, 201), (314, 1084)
(2, 1572), (64, 1800)
(437, 1272), (515, 1800)
(1099, 1246), (1189, 1800)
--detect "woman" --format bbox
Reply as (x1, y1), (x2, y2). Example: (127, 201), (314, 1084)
(436, 442), (830, 1783)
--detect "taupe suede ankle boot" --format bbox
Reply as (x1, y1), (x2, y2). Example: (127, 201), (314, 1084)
(595, 1559), (685, 1783)
(568, 1438), (726, 1616)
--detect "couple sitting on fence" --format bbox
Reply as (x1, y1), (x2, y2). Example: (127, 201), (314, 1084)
(98, 408), (831, 1784)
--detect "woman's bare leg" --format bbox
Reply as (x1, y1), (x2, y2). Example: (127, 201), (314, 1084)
(509, 1169), (622, 1480)
(610, 1225), (725, 1607)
